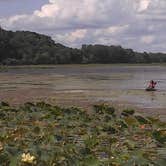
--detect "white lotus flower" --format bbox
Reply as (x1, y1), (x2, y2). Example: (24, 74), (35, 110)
(21, 153), (36, 164)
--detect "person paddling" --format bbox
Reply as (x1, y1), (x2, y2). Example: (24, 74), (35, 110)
(148, 80), (157, 89)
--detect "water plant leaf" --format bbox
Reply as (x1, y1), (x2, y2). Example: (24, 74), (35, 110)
(124, 116), (138, 126)
(135, 115), (150, 124)
(0, 102), (165, 165)
(152, 130), (166, 144)
(0, 101), (9, 107)
(9, 155), (19, 166)
(93, 104), (115, 115)
(82, 155), (100, 166)
(121, 109), (135, 117)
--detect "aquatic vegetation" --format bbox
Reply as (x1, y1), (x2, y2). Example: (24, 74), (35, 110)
(0, 65), (8, 72)
(0, 102), (165, 165)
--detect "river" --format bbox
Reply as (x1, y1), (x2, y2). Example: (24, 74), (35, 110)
(0, 64), (166, 119)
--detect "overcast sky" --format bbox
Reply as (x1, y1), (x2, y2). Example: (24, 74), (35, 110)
(0, 0), (166, 52)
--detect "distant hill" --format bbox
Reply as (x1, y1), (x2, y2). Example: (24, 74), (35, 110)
(0, 27), (166, 65)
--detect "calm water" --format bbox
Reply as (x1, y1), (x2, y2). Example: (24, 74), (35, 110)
(1, 65), (166, 111)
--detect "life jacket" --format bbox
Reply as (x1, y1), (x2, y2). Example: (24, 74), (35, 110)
(149, 81), (156, 88)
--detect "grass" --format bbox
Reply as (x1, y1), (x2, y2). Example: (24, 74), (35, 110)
(0, 102), (165, 165)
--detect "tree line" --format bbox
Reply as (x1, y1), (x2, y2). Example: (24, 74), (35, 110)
(0, 27), (166, 65)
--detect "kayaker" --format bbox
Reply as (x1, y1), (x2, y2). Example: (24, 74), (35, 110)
(148, 80), (157, 89)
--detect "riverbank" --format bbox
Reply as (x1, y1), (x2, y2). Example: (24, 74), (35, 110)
(2, 63), (166, 68)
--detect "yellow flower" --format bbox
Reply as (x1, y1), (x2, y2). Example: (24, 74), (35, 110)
(21, 153), (36, 164)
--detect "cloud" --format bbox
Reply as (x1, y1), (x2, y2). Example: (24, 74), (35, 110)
(1, 0), (138, 29)
(54, 29), (87, 44)
(140, 35), (155, 44)
(34, 3), (59, 18)
(0, 0), (166, 52)
(68, 29), (87, 42)
(137, 0), (150, 12)
(94, 25), (129, 36)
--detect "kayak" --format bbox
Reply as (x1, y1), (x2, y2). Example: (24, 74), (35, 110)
(145, 88), (156, 91)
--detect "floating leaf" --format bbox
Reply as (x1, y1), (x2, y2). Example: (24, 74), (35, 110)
(152, 130), (166, 144)
(0, 101), (9, 107)
(121, 109), (135, 117)
(124, 117), (138, 126)
(0, 102), (165, 165)
(82, 155), (100, 166)
(135, 115), (150, 124)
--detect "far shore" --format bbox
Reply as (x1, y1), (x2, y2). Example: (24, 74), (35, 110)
(1, 63), (166, 69)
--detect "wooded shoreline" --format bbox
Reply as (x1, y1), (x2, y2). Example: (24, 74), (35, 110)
(1, 27), (166, 65)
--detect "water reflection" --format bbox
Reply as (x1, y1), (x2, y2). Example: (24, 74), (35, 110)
(149, 91), (157, 101)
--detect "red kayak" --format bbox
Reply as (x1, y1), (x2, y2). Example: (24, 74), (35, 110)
(145, 88), (156, 91)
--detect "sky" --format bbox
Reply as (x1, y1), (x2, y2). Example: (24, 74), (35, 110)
(0, 0), (166, 53)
